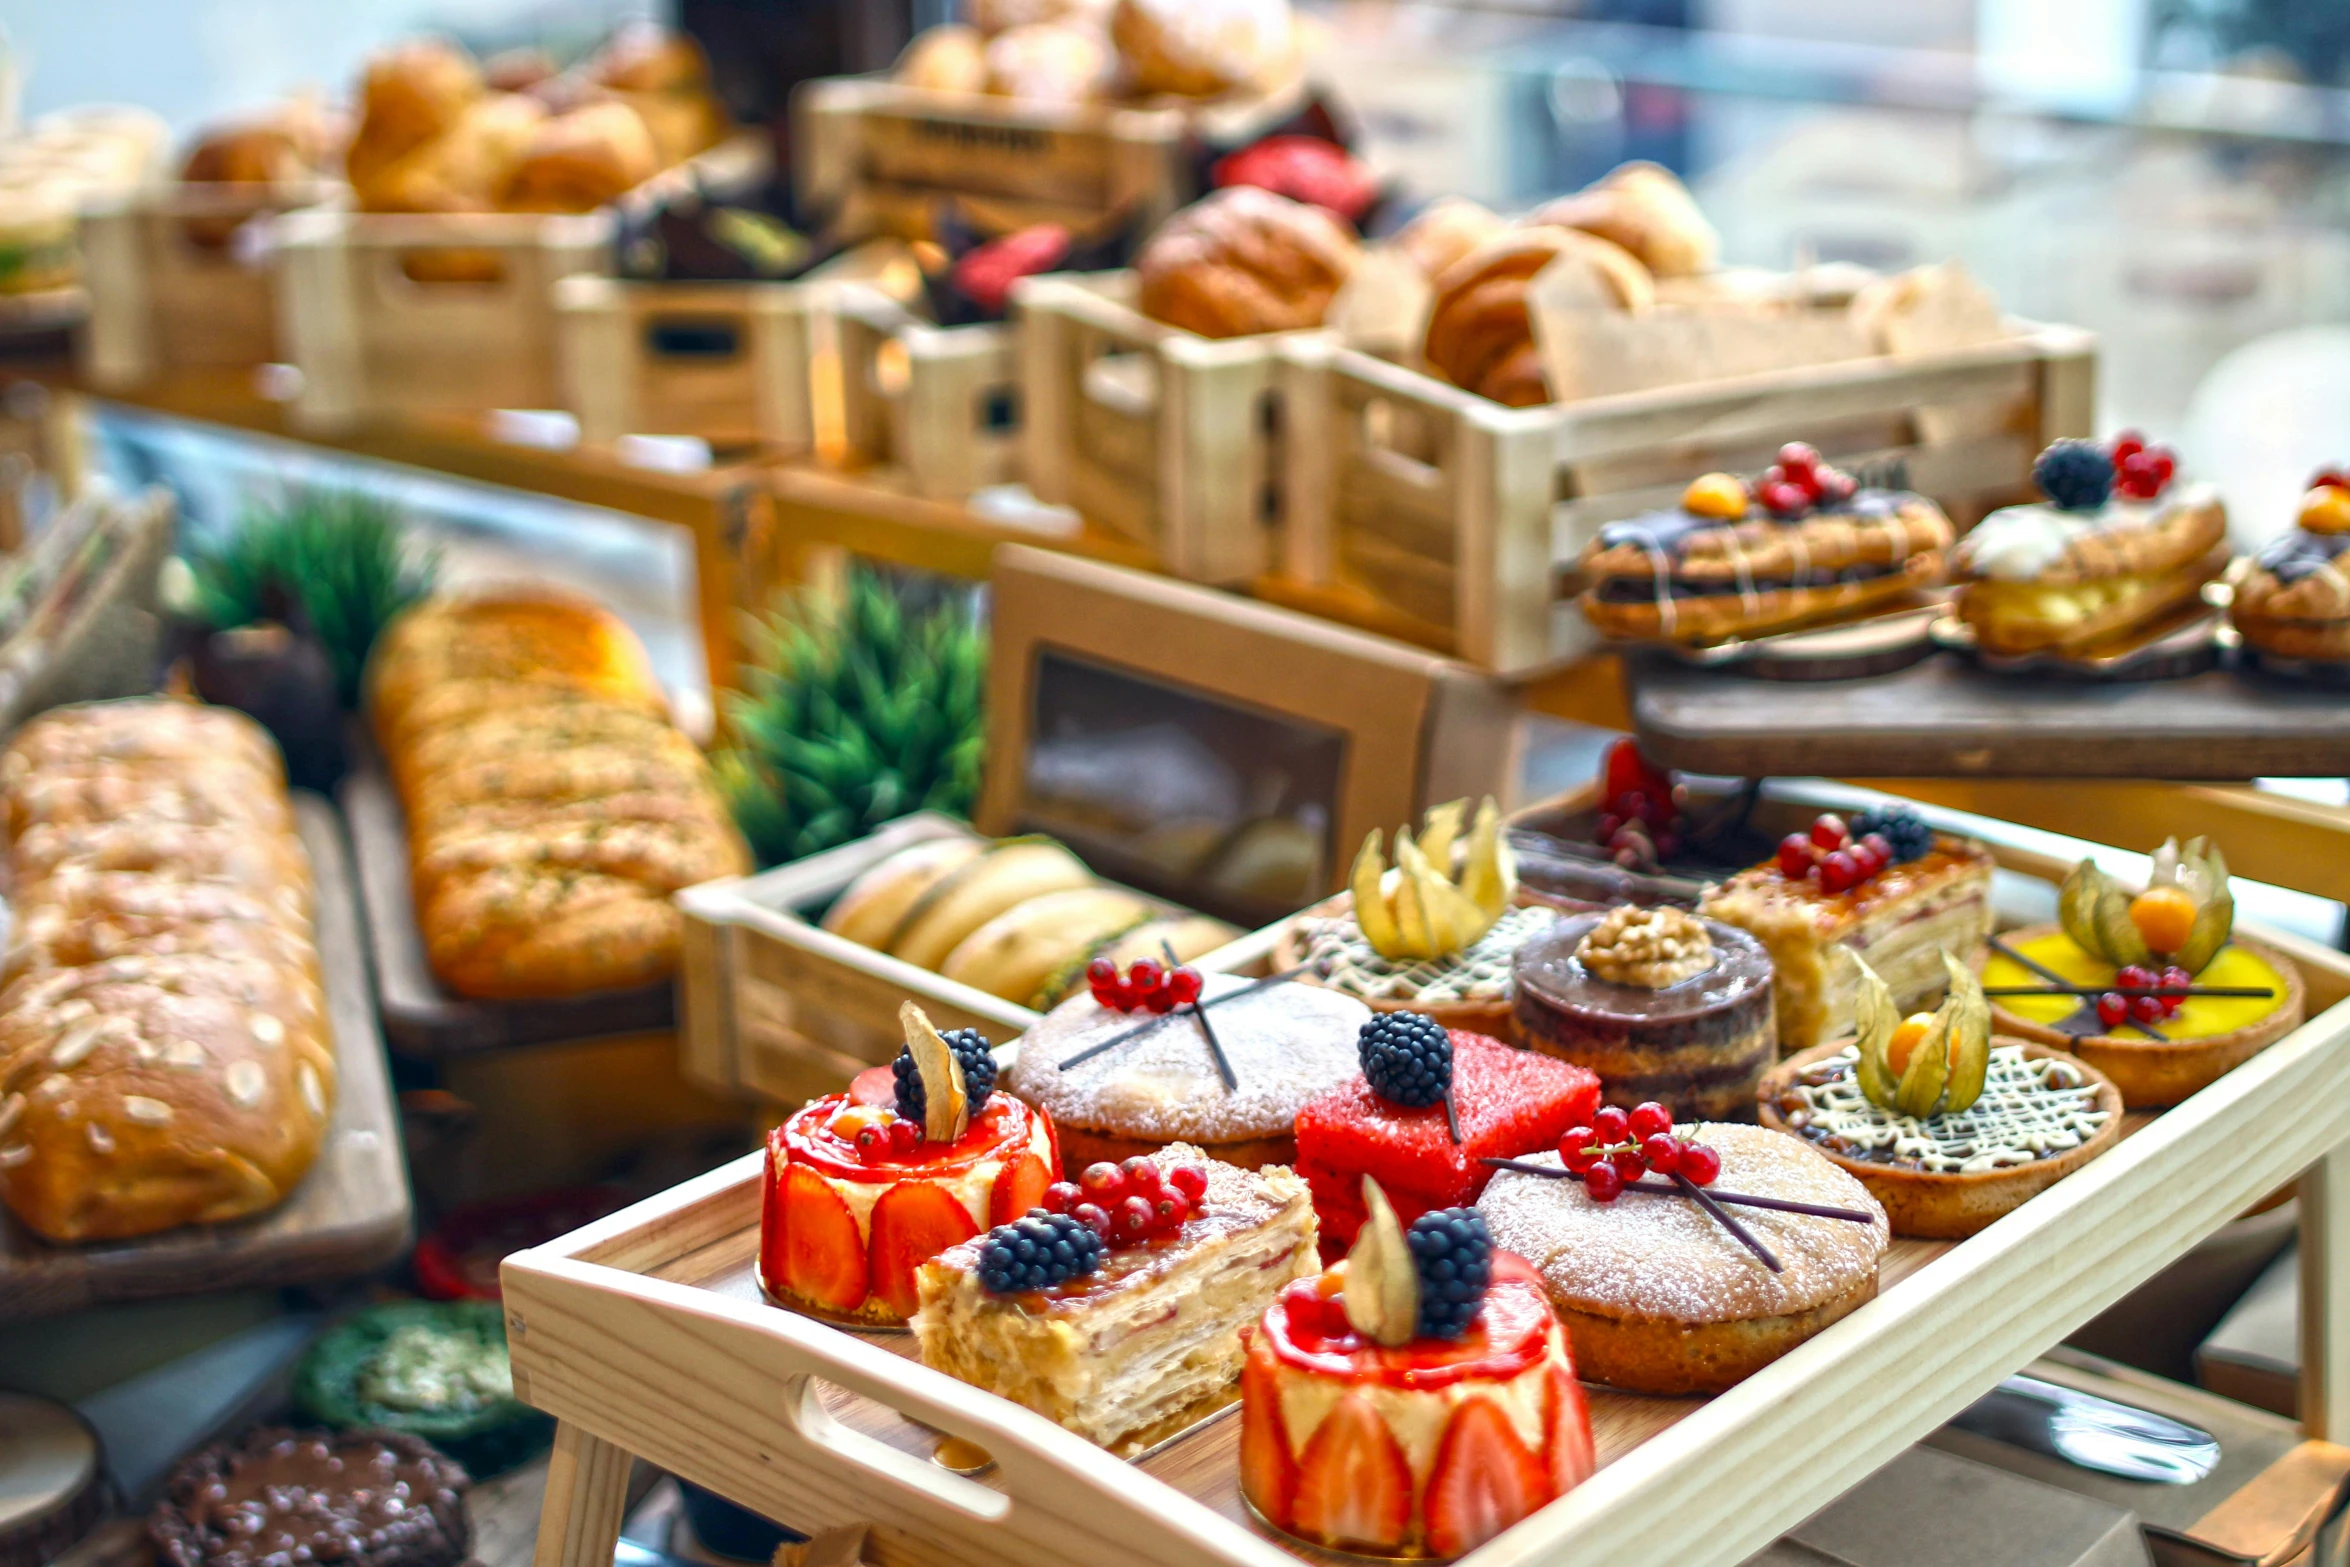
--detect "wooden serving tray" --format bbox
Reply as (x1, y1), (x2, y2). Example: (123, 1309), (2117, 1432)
(338, 746), (674, 1059)
(0, 794), (412, 1318)
(504, 827), (2350, 1567)
(1625, 653), (2350, 779)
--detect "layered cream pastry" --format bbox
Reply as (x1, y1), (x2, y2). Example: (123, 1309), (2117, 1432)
(911, 1145), (1317, 1451)
(1701, 805), (1995, 1054)
(2231, 468), (2350, 664)
(1953, 434), (2227, 656)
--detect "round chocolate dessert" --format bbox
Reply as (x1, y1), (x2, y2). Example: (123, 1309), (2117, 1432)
(1512, 906), (1775, 1121)
(150, 1428), (470, 1567)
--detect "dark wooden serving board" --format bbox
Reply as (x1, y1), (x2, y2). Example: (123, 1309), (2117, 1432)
(337, 747), (676, 1058)
(0, 795), (412, 1319)
(1626, 655), (2350, 779)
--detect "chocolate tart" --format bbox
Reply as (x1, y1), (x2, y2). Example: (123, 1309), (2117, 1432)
(1272, 894), (1562, 1043)
(150, 1429), (470, 1567)
(1759, 1038), (2124, 1239)
(1510, 911), (1775, 1121)
(1976, 924), (2306, 1109)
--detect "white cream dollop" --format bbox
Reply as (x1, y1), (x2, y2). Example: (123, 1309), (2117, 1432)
(1955, 483), (2213, 582)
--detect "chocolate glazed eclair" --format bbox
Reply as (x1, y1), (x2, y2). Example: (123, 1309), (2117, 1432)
(1511, 909), (1776, 1121)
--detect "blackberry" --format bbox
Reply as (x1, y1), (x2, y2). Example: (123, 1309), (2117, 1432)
(1849, 804), (1934, 864)
(1407, 1208), (1494, 1341)
(2034, 440), (2113, 512)
(1359, 1013), (1452, 1108)
(976, 1212), (1104, 1295)
(894, 1027), (997, 1124)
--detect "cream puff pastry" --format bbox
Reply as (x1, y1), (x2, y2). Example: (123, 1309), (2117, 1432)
(2232, 468), (2350, 663)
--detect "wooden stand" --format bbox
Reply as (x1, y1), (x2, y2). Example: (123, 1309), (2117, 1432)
(508, 811), (2350, 1564)
(1274, 323), (2096, 674)
(830, 287), (1016, 502)
(554, 277), (816, 456)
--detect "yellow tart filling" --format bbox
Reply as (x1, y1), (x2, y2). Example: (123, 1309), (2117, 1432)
(1984, 932), (2286, 1042)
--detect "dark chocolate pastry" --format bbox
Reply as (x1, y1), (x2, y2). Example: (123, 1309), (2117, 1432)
(1512, 906), (1775, 1122)
(150, 1429), (470, 1567)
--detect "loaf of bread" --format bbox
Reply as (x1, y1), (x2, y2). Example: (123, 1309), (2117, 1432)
(367, 591), (749, 1000)
(1422, 226), (1652, 406)
(0, 700), (334, 1244)
(1135, 186), (1358, 338)
(345, 37), (485, 197)
(501, 101), (659, 214)
(1111, 0), (1293, 96)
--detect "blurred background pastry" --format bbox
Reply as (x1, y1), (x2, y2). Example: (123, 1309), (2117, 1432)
(2231, 467), (2350, 664)
(895, 25), (992, 94)
(1529, 161), (1718, 279)
(1422, 225), (1651, 406)
(1391, 196), (1506, 282)
(345, 37), (484, 200)
(984, 22), (1116, 105)
(501, 101), (659, 214)
(1134, 185), (1357, 338)
(967, 0), (1114, 34)
(1111, 0), (1295, 97)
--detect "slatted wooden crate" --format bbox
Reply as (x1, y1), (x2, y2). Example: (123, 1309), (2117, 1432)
(554, 276), (816, 455)
(1017, 272), (1321, 584)
(794, 77), (1300, 243)
(829, 285), (1016, 502)
(1273, 322), (2097, 675)
(508, 803), (2350, 1567)
(77, 178), (341, 388)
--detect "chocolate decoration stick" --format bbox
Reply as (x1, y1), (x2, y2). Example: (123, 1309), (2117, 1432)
(1164, 939), (1238, 1093)
(1443, 1088), (1461, 1146)
(1989, 934), (2169, 1043)
(1480, 1158), (1877, 1224)
(1055, 964), (1311, 1070)
(1674, 1171), (1782, 1273)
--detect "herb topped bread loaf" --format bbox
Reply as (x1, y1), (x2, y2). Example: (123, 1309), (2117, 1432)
(366, 590), (749, 999)
(0, 699), (334, 1243)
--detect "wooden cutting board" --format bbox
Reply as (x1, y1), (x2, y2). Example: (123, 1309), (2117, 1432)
(0, 794), (412, 1319)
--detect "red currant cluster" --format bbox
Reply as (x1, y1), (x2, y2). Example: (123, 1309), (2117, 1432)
(1594, 739), (1681, 867)
(2095, 964), (2194, 1030)
(1086, 957), (1204, 1014)
(829, 1103), (925, 1164)
(1557, 1102), (1720, 1202)
(1042, 1158), (1208, 1245)
(1755, 442), (1857, 520)
(1776, 814), (1895, 895)
(2110, 432), (2176, 502)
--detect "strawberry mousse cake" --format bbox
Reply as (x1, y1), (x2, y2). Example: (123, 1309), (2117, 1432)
(759, 1004), (1057, 1326)
(1242, 1179), (1594, 1559)
(1296, 1014), (1601, 1250)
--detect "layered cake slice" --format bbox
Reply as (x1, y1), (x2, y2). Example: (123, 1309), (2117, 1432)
(1701, 804), (1995, 1053)
(1295, 1017), (1600, 1250)
(911, 1145), (1317, 1451)
(1242, 1181), (1594, 1559)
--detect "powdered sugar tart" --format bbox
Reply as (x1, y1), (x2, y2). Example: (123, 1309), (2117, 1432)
(1478, 1123), (1888, 1395)
(1577, 445), (1952, 646)
(2232, 467), (2350, 664)
(1952, 434), (2227, 656)
(1005, 973), (1366, 1174)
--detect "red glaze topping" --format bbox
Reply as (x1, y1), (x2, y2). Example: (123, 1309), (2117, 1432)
(1261, 1252), (1553, 1389)
(782, 1091), (1035, 1183)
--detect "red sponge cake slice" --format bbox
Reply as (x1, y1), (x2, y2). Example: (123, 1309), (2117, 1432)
(1296, 1031), (1599, 1248)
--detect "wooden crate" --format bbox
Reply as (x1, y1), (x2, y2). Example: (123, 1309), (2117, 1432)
(274, 206), (610, 431)
(795, 77), (1299, 244)
(506, 812), (2350, 1567)
(77, 179), (340, 389)
(1017, 273), (1316, 584)
(676, 812), (1256, 1109)
(554, 276), (816, 456)
(829, 285), (1016, 502)
(1273, 322), (2098, 675)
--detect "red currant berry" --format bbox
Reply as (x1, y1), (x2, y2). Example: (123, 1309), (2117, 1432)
(1677, 1141), (1722, 1186)
(1143, 986), (1176, 1015)
(1778, 441), (1820, 475)
(1591, 1106), (1630, 1144)
(1119, 1157), (1163, 1198)
(1642, 1133), (1682, 1175)
(2109, 432), (2144, 463)
(2116, 965), (2154, 990)
(1811, 814), (1849, 850)
(1114, 1195), (1155, 1242)
(1558, 1128), (1599, 1174)
(1778, 833), (1815, 879)
(2315, 467), (2350, 493)
(1071, 1202), (1112, 1241)
(1167, 967), (1203, 1006)
(1846, 841), (1883, 877)
(1760, 480), (1811, 516)
(2095, 992), (2128, 1029)
(855, 1126), (887, 1164)
(1860, 832), (1894, 865)
(1128, 958), (1163, 996)
(1583, 1162), (1624, 1202)
(2131, 994), (2164, 1024)
(1628, 1102), (1673, 1140)
(1086, 956), (1118, 991)
(1818, 469), (1858, 504)
(1105, 978), (1137, 1012)
(1168, 1165), (1208, 1202)
(1042, 1181), (1082, 1215)
(1611, 1147), (1648, 1180)
(887, 1118), (922, 1155)
(1819, 851), (1859, 894)
(2161, 964), (2193, 990)
(1080, 1161), (1127, 1200)
(1151, 1192), (1192, 1232)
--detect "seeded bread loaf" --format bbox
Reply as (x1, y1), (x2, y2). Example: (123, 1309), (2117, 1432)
(366, 590), (749, 1000)
(0, 699), (334, 1243)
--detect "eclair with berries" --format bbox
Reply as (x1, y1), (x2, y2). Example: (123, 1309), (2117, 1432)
(1578, 443), (1953, 646)
(1953, 433), (2227, 656)
(2232, 467), (2350, 664)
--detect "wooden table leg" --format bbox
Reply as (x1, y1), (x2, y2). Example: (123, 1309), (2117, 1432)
(532, 1422), (634, 1567)
(2300, 1145), (2350, 1439)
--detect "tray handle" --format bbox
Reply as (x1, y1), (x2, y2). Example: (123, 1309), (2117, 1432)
(777, 1373), (1011, 1525)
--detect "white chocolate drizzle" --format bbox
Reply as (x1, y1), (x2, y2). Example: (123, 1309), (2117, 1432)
(1778, 1045), (2110, 1174)
(1301, 903), (1558, 1005)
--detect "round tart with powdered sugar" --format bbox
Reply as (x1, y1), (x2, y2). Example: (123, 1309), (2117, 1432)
(1477, 1122), (1887, 1395)
(1006, 975), (1368, 1176)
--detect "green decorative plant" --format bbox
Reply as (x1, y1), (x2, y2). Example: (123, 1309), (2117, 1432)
(720, 569), (987, 867)
(183, 488), (438, 707)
